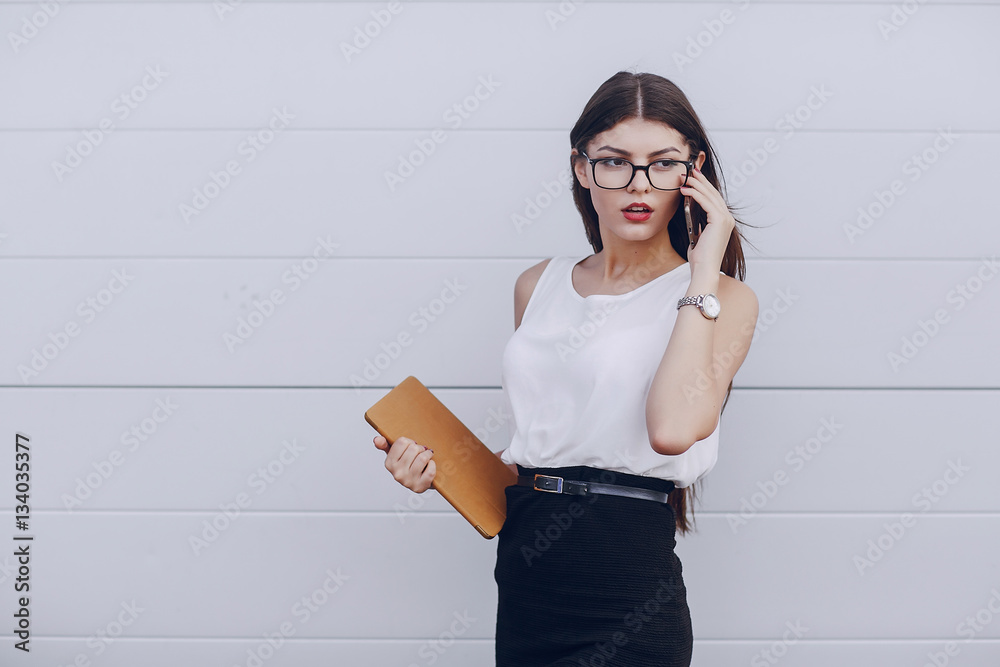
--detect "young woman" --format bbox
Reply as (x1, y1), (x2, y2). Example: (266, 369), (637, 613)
(374, 71), (759, 667)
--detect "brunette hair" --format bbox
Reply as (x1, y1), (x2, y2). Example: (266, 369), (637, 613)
(569, 70), (759, 535)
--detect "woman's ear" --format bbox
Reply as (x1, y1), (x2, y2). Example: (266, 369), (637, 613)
(571, 151), (591, 190)
(694, 151), (706, 172)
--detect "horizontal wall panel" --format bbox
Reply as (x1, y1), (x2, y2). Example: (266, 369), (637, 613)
(1, 388), (996, 513)
(0, 129), (589, 259)
(11, 641), (493, 667)
(702, 389), (1000, 513)
(0, 512), (500, 640)
(2, 512), (996, 641)
(721, 127), (990, 259)
(7, 639), (1000, 667)
(679, 516), (1000, 640)
(0, 386), (513, 513)
(0, 4), (996, 131)
(1, 258), (998, 387)
(0, 128), (990, 258)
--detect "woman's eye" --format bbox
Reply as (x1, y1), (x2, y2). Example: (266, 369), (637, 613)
(602, 158), (628, 168)
(653, 160), (677, 169)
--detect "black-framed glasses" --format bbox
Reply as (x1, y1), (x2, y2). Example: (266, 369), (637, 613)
(577, 150), (695, 191)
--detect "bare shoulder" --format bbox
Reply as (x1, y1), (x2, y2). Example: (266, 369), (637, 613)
(716, 273), (760, 349)
(513, 258), (554, 330)
(717, 273), (759, 317)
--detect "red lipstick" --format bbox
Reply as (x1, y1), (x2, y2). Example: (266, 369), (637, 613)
(622, 202), (653, 222)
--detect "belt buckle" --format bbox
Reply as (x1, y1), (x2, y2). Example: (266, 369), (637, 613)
(533, 474), (563, 493)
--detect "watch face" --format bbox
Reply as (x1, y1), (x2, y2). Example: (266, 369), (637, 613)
(703, 294), (721, 318)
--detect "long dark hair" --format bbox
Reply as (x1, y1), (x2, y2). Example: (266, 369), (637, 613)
(569, 71), (759, 535)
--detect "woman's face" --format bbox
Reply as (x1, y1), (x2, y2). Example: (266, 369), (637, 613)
(573, 117), (705, 248)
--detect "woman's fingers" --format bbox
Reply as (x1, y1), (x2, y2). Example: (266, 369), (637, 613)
(381, 436), (428, 485)
(410, 446), (434, 476)
(375, 434), (436, 492)
(400, 442), (434, 490)
(383, 435), (412, 467)
(415, 458), (436, 493)
(682, 167), (724, 212)
(398, 438), (426, 471)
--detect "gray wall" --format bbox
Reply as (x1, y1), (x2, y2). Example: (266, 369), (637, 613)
(1, 1), (997, 665)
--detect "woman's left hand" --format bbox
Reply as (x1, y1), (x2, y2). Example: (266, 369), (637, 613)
(679, 166), (735, 273)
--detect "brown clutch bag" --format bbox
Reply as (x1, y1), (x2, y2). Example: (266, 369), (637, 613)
(365, 376), (517, 539)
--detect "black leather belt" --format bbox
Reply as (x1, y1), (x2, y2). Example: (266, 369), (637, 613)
(516, 473), (674, 504)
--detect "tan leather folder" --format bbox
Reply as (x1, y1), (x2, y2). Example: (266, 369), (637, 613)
(365, 376), (517, 539)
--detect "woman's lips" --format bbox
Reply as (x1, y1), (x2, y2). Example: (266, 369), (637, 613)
(623, 203), (652, 222)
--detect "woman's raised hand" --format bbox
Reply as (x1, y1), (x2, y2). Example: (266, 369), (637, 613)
(679, 165), (737, 274)
(373, 435), (436, 493)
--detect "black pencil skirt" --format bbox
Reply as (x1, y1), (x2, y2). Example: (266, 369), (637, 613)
(494, 464), (693, 667)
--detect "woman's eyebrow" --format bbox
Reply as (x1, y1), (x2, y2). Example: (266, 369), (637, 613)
(594, 145), (681, 157)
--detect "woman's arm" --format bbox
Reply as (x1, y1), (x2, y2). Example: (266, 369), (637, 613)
(645, 267), (758, 456)
(645, 162), (760, 456)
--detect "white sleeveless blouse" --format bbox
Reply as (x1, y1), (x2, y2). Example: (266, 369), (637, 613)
(499, 254), (721, 488)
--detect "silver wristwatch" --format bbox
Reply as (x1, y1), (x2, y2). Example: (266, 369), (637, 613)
(677, 293), (721, 320)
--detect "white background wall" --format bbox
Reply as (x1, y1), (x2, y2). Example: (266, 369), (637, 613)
(1, 1), (998, 666)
